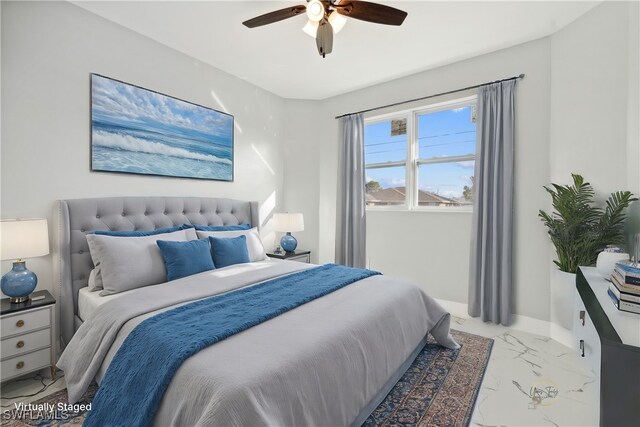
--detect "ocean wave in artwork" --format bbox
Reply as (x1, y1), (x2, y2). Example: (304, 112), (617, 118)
(93, 131), (232, 165)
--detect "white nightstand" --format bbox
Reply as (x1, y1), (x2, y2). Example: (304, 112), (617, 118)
(1, 290), (56, 382)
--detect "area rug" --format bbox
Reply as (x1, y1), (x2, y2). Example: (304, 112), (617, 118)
(364, 329), (493, 427)
(2, 330), (491, 427)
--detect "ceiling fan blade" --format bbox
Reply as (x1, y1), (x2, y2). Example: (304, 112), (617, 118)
(335, 1), (407, 26)
(243, 5), (307, 28)
(316, 20), (333, 58)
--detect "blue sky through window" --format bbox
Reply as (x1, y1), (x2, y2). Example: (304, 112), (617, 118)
(364, 105), (476, 202)
(364, 121), (407, 164)
(417, 107), (475, 159)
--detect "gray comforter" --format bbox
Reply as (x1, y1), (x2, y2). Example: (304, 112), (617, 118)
(58, 260), (458, 426)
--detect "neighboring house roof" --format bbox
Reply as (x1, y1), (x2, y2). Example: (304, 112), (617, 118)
(366, 187), (460, 205)
(368, 187), (407, 202)
(417, 189), (459, 205)
(365, 193), (377, 202)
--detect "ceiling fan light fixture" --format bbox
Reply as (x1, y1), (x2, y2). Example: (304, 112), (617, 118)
(328, 12), (347, 34)
(306, 0), (325, 22)
(302, 20), (319, 38)
(243, 1), (408, 57)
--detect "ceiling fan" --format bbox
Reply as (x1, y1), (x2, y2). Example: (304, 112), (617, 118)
(242, 0), (408, 58)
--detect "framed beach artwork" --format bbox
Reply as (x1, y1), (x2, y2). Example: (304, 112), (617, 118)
(90, 74), (234, 181)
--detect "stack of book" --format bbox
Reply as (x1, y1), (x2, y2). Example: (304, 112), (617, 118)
(608, 263), (640, 315)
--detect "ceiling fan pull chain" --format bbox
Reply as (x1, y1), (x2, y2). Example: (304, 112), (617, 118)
(316, 19), (334, 58)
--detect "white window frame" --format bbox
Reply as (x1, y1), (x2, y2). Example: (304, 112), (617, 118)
(364, 95), (477, 212)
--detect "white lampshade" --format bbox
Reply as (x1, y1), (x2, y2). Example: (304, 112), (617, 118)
(306, 0), (325, 22)
(0, 219), (50, 261)
(328, 12), (347, 34)
(302, 20), (319, 38)
(274, 213), (304, 233)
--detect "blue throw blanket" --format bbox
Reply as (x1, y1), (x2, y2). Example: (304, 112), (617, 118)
(84, 264), (380, 427)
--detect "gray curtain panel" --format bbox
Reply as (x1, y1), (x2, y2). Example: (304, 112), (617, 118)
(335, 114), (367, 268)
(468, 80), (516, 325)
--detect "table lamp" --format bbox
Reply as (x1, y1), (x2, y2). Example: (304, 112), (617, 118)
(0, 218), (49, 303)
(274, 213), (304, 253)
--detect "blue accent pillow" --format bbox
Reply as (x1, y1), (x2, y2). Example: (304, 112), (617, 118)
(208, 235), (250, 268)
(157, 238), (215, 281)
(94, 224), (194, 237)
(194, 224), (251, 231)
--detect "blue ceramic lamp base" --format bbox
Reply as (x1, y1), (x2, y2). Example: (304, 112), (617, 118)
(280, 232), (298, 253)
(1, 260), (38, 304)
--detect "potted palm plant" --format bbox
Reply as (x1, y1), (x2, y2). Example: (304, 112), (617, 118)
(540, 174), (636, 273)
(539, 174), (636, 329)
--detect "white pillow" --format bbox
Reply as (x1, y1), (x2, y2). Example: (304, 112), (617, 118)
(87, 268), (102, 292)
(196, 227), (267, 262)
(86, 228), (197, 296)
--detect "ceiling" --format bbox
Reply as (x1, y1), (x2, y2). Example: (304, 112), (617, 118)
(73, 1), (599, 100)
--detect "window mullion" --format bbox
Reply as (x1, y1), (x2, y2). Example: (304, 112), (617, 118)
(365, 160), (406, 169)
(408, 112), (418, 210)
(416, 154), (475, 165)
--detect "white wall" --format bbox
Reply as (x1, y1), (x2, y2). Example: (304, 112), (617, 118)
(628, 1), (640, 195)
(550, 1), (635, 195)
(1, 1), (287, 298)
(281, 100), (323, 262)
(285, 38), (553, 320)
(546, 1), (639, 336)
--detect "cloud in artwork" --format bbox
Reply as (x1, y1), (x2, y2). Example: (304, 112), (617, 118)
(91, 75), (233, 139)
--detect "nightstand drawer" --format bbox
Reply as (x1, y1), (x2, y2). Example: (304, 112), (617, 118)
(1, 328), (51, 360)
(1, 307), (50, 337)
(0, 348), (50, 382)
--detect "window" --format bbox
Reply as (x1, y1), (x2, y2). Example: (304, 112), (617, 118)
(364, 96), (477, 209)
(364, 118), (407, 207)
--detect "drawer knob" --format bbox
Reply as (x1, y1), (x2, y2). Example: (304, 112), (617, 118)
(16, 361), (24, 369)
(579, 339), (585, 357)
(579, 310), (585, 326)
(16, 340), (24, 349)
(16, 320), (24, 328)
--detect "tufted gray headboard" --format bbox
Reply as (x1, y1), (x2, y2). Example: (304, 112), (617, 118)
(53, 196), (259, 348)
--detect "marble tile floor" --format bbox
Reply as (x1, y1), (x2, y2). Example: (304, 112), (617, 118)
(1, 369), (66, 413)
(453, 316), (598, 427)
(0, 317), (597, 427)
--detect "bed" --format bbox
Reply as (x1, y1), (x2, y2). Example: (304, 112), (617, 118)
(54, 196), (457, 427)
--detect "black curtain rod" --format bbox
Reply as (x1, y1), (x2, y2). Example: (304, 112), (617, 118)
(334, 74), (525, 120)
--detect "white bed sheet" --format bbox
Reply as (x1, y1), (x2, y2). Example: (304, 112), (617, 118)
(77, 259), (283, 321)
(77, 286), (124, 321)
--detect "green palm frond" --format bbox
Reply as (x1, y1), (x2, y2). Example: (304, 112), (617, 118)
(539, 174), (637, 273)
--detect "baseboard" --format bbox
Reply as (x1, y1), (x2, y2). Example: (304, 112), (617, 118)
(510, 313), (553, 337)
(435, 298), (571, 346)
(549, 323), (575, 349)
(434, 298), (470, 319)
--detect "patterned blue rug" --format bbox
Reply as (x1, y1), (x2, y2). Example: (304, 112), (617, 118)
(364, 330), (493, 427)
